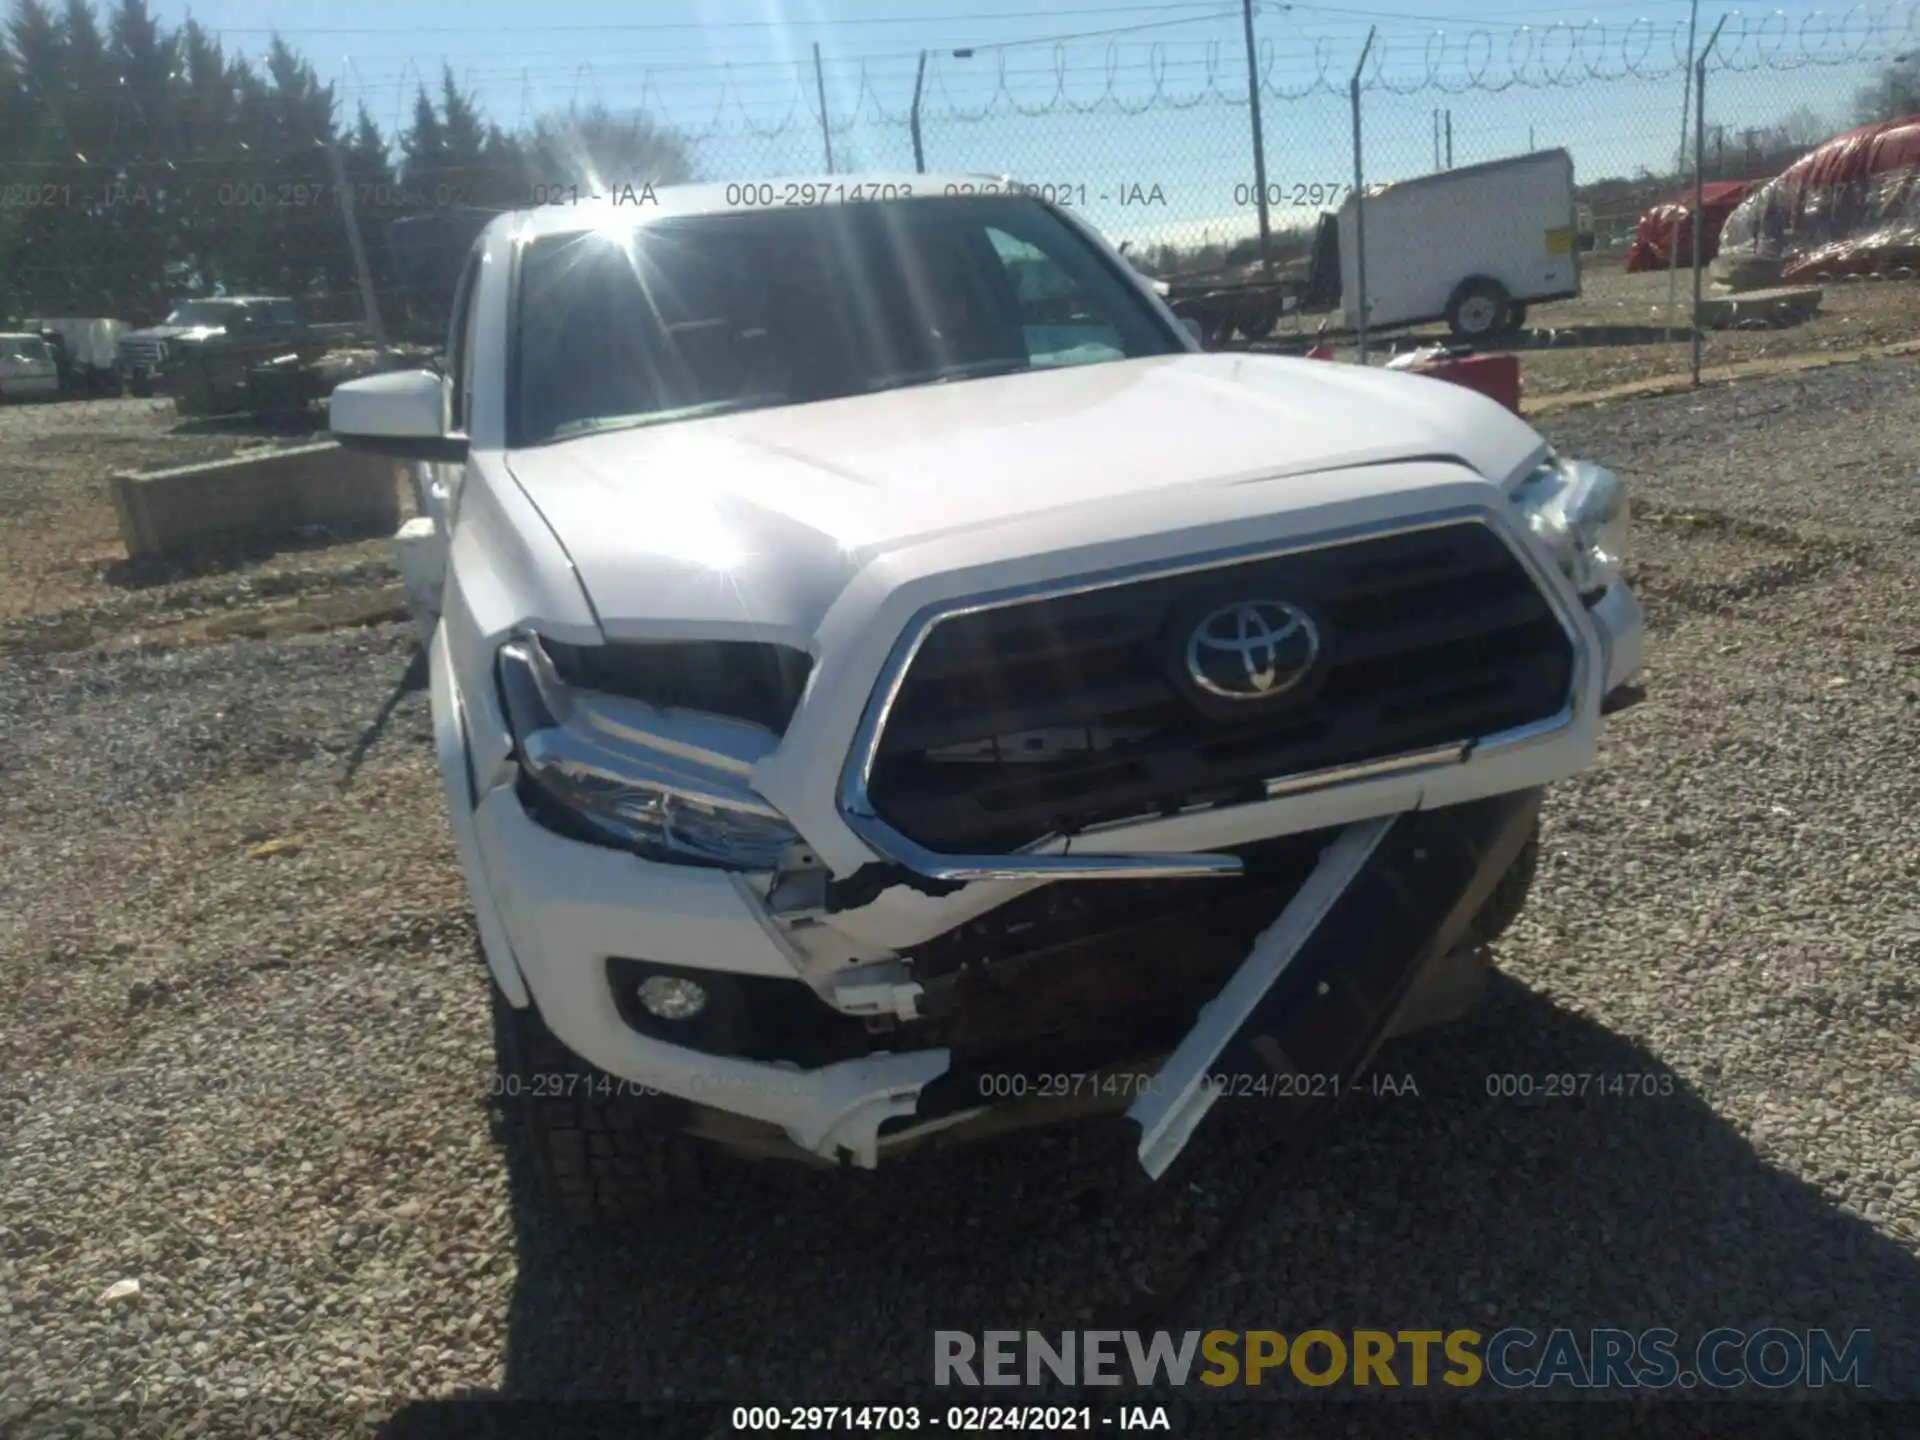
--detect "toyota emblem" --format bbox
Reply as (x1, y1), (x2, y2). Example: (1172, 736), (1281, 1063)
(1183, 600), (1321, 700)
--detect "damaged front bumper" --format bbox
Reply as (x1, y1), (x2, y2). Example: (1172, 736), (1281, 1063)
(453, 552), (1637, 1179)
(1129, 786), (1541, 1177)
(474, 697), (1542, 1178)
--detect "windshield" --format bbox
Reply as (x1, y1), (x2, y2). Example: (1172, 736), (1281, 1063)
(512, 195), (1178, 446)
(163, 301), (244, 328)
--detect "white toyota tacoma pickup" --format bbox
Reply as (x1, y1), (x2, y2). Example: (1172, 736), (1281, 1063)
(330, 177), (1644, 1226)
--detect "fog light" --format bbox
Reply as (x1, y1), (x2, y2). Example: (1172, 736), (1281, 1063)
(636, 975), (709, 1021)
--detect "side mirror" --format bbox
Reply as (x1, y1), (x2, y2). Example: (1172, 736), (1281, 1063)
(1179, 316), (1204, 346)
(330, 369), (469, 463)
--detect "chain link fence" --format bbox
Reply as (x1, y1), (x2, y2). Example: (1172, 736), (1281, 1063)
(661, 1), (1920, 400)
(5, 2), (1915, 400)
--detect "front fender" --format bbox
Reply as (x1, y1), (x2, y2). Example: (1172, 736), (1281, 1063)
(430, 619), (530, 1006)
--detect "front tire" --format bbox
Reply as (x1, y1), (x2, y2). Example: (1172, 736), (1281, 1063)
(490, 980), (701, 1227)
(1384, 821), (1540, 1039)
(1468, 820), (1539, 946)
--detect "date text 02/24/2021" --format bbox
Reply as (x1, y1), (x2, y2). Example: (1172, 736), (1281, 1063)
(971, 1070), (1419, 1101)
(729, 1404), (1174, 1432)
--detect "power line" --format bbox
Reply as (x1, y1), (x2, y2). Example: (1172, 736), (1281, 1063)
(196, 1), (1245, 38)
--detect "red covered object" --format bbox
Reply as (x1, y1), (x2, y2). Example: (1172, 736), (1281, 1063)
(1718, 116), (1920, 280)
(1624, 181), (1760, 273)
(1404, 352), (1522, 414)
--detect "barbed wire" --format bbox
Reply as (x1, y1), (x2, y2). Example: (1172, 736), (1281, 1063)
(876, 1), (1915, 129)
(0, 4), (1912, 165)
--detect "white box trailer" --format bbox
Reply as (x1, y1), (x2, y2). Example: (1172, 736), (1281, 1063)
(1337, 149), (1580, 340)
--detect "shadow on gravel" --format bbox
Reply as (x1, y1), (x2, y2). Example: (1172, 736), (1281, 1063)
(378, 974), (1920, 1432)
(338, 645), (429, 788)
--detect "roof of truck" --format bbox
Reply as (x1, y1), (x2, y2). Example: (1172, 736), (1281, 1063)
(501, 173), (1024, 240)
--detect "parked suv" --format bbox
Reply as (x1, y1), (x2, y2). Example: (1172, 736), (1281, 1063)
(117, 295), (310, 411)
(331, 178), (1644, 1225)
(0, 332), (60, 401)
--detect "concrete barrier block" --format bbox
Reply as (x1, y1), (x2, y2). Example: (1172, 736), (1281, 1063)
(1695, 286), (1824, 330)
(109, 441), (402, 559)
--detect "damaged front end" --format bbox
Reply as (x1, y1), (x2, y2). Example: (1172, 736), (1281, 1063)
(816, 791), (1540, 1172)
(480, 501), (1615, 1179)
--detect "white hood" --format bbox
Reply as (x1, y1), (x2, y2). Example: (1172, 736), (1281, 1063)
(501, 352), (1543, 644)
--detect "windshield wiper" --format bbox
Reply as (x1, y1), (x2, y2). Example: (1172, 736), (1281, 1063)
(864, 358), (1032, 393)
(547, 394), (786, 441)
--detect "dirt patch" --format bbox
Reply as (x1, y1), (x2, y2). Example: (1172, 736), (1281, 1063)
(1626, 503), (1872, 624)
(0, 396), (411, 648)
(0, 557), (407, 660)
(95, 584), (412, 653)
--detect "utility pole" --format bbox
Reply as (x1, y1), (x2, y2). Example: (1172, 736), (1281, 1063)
(1433, 109), (1441, 170)
(325, 139), (385, 345)
(1241, 0), (1274, 275)
(910, 50), (929, 173)
(1351, 27), (1377, 363)
(813, 43), (834, 174)
(1444, 109), (1453, 168)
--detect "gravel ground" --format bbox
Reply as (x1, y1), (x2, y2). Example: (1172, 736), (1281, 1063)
(0, 397), (402, 656)
(2, 362), (1918, 1435)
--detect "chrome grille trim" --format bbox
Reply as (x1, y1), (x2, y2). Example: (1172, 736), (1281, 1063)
(834, 505), (1589, 884)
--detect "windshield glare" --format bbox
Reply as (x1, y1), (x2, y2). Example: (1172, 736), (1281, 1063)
(512, 197), (1177, 446)
(165, 302), (242, 327)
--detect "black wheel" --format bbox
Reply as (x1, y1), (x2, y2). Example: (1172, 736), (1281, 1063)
(1469, 821), (1540, 945)
(129, 378), (154, 398)
(490, 979), (701, 1227)
(1444, 276), (1514, 341)
(1239, 311), (1276, 341)
(1506, 301), (1529, 332)
(1384, 821), (1540, 1040)
(1201, 314), (1233, 348)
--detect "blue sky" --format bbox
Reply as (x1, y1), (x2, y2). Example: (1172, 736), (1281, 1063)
(147, 0), (1916, 247)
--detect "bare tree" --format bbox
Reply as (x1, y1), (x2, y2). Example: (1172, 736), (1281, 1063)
(1852, 54), (1920, 126)
(1771, 104), (1831, 150)
(520, 103), (695, 192)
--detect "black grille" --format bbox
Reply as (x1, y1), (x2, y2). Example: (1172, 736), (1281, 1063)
(865, 522), (1574, 854)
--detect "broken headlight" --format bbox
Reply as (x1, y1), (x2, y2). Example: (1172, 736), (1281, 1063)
(497, 634), (803, 871)
(1510, 454), (1628, 600)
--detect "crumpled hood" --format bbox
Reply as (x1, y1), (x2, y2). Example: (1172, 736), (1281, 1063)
(502, 351), (1545, 644)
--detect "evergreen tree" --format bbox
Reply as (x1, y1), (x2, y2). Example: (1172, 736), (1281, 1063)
(103, 0), (175, 315)
(0, 2), (693, 320)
